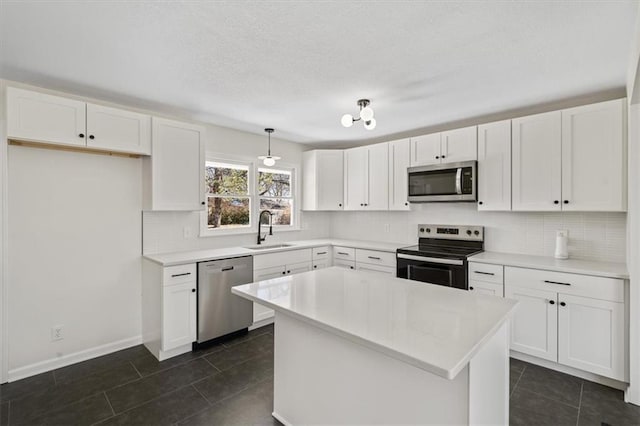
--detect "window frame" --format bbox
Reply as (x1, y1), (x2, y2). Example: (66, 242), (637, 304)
(199, 153), (300, 237)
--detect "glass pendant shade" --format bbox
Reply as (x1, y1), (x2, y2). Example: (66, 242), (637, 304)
(360, 106), (374, 121)
(364, 118), (377, 130)
(341, 114), (354, 127)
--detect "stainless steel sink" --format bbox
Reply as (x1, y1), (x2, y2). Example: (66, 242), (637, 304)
(243, 244), (293, 251)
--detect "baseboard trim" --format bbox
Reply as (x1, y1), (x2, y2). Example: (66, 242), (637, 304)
(510, 351), (628, 391)
(249, 317), (274, 331)
(7, 335), (143, 383)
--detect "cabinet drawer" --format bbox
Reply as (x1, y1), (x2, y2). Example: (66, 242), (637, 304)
(253, 249), (312, 270)
(505, 266), (624, 302)
(333, 246), (356, 261)
(468, 262), (504, 284)
(312, 246), (331, 260)
(355, 249), (396, 268)
(334, 259), (355, 270)
(356, 263), (395, 275)
(469, 280), (503, 297)
(163, 264), (196, 285)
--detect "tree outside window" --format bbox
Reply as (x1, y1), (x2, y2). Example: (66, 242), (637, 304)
(258, 168), (293, 226)
(205, 161), (251, 229)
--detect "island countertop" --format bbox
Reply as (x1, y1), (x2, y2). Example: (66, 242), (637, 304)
(232, 267), (518, 380)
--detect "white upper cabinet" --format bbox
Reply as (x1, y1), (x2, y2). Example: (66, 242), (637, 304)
(411, 133), (441, 166)
(477, 120), (511, 211)
(512, 111), (562, 211)
(7, 87), (87, 147)
(440, 126), (477, 163)
(86, 103), (151, 155)
(344, 143), (389, 210)
(302, 150), (344, 211)
(143, 117), (205, 211)
(561, 99), (626, 212)
(388, 139), (410, 210)
(411, 126), (477, 166)
(6, 87), (152, 155)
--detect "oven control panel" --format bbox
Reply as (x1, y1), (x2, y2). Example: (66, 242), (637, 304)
(418, 224), (484, 241)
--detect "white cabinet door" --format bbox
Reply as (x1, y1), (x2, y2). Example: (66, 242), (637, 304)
(411, 133), (441, 166)
(355, 263), (395, 275)
(512, 111), (562, 211)
(505, 285), (558, 361)
(312, 260), (330, 270)
(366, 143), (389, 210)
(302, 150), (344, 211)
(147, 118), (205, 211)
(388, 139), (411, 210)
(561, 99), (626, 212)
(558, 294), (625, 380)
(7, 87), (87, 147)
(86, 103), (151, 155)
(334, 259), (355, 270)
(344, 146), (368, 210)
(287, 261), (312, 275)
(440, 126), (477, 163)
(254, 265), (287, 280)
(469, 280), (503, 296)
(477, 120), (511, 211)
(162, 282), (197, 351)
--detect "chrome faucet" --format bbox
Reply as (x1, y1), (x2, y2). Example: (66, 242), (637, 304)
(257, 210), (273, 245)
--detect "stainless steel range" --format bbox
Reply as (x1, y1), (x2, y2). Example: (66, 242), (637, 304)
(396, 224), (484, 290)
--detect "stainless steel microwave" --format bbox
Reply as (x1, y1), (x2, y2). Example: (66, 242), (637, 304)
(407, 161), (477, 202)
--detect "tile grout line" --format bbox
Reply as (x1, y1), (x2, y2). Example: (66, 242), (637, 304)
(129, 361), (143, 379)
(103, 391), (116, 417)
(576, 382), (584, 426)
(190, 383), (213, 405)
(201, 356), (221, 372)
(510, 365), (525, 398)
(52, 370), (57, 385)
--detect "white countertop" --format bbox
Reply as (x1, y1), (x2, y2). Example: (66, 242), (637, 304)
(143, 239), (407, 266)
(469, 251), (629, 279)
(232, 267), (518, 380)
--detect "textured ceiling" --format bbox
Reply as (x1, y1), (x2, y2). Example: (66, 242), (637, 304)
(0, 1), (637, 145)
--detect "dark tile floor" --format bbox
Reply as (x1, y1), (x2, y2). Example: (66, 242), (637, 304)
(0, 324), (638, 425)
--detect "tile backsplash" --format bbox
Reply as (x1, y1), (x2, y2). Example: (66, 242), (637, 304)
(329, 203), (627, 263)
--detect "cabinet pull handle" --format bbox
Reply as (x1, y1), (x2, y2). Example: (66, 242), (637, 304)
(316, 251), (328, 255)
(368, 256), (381, 260)
(549, 300), (555, 305)
(554, 200), (559, 204)
(564, 200), (569, 204)
(171, 272), (191, 278)
(544, 280), (571, 286)
(221, 266), (234, 272)
(337, 252), (349, 256)
(474, 271), (495, 276)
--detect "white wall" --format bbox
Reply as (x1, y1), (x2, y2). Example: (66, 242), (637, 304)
(331, 205), (626, 263)
(7, 146), (143, 377)
(142, 124), (332, 254)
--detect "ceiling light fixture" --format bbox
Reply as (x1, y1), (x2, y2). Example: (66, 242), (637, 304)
(341, 99), (377, 130)
(258, 128), (280, 166)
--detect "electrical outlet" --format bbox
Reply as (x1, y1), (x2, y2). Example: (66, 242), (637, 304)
(51, 325), (63, 341)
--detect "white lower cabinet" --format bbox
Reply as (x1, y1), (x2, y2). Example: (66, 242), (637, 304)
(334, 259), (355, 269)
(469, 280), (502, 296)
(504, 265), (627, 381)
(162, 282), (197, 351)
(504, 285), (558, 362)
(558, 294), (625, 380)
(142, 261), (197, 361)
(356, 263), (395, 275)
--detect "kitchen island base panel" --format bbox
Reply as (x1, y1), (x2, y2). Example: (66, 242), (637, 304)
(273, 312), (509, 425)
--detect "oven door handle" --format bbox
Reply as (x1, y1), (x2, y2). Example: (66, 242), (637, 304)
(455, 167), (462, 195)
(397, 253), (464, 266)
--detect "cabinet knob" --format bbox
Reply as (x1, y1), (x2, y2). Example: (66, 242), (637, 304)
(435, 156), (440, 159)
(89, 135), (95, 140)
(350, 266), (354, 269)
(404, 202), (408, 206)
(478, 201), (483, 205)
(469, 286), (474, 291)
(201, 201), (205, 205)
(314, 265), (317, 269)
(191, 289), (196, 293)
(564, 200), (569, 204)
(560, 301), (566, 307)
(282, 271), (286, 275)
(549, 300), (555, 305)
(441, 155), (446, 159)
(360, 203), (363, 206)
(287, 270), (291, 274)
(554, 200), (559, 204)
(338, 203), (342, 207)
(78, 133), (85, 138)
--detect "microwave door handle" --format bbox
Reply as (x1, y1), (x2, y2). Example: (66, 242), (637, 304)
(455, 168), (462, 195)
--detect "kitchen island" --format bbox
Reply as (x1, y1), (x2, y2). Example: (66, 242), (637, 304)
(232, 267), (518, 425)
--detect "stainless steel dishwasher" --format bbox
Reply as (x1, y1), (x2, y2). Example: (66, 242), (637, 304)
(197, 256), (253, 344)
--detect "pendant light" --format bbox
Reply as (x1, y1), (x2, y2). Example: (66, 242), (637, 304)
(341, 99), (377, 130)
(258, 128), (280, 166)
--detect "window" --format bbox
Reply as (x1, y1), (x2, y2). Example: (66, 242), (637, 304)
(205, 161), (251, 230)
(258, 168), (293, 227)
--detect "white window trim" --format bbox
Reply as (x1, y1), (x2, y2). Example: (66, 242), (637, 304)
(199, 153), (300, 237)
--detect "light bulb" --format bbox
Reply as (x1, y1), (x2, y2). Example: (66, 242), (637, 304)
(360, 106), (374, 121)
(364, 118), (377, 130)
(263, 157), (276, 166)
(341, 113), (354, 128)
